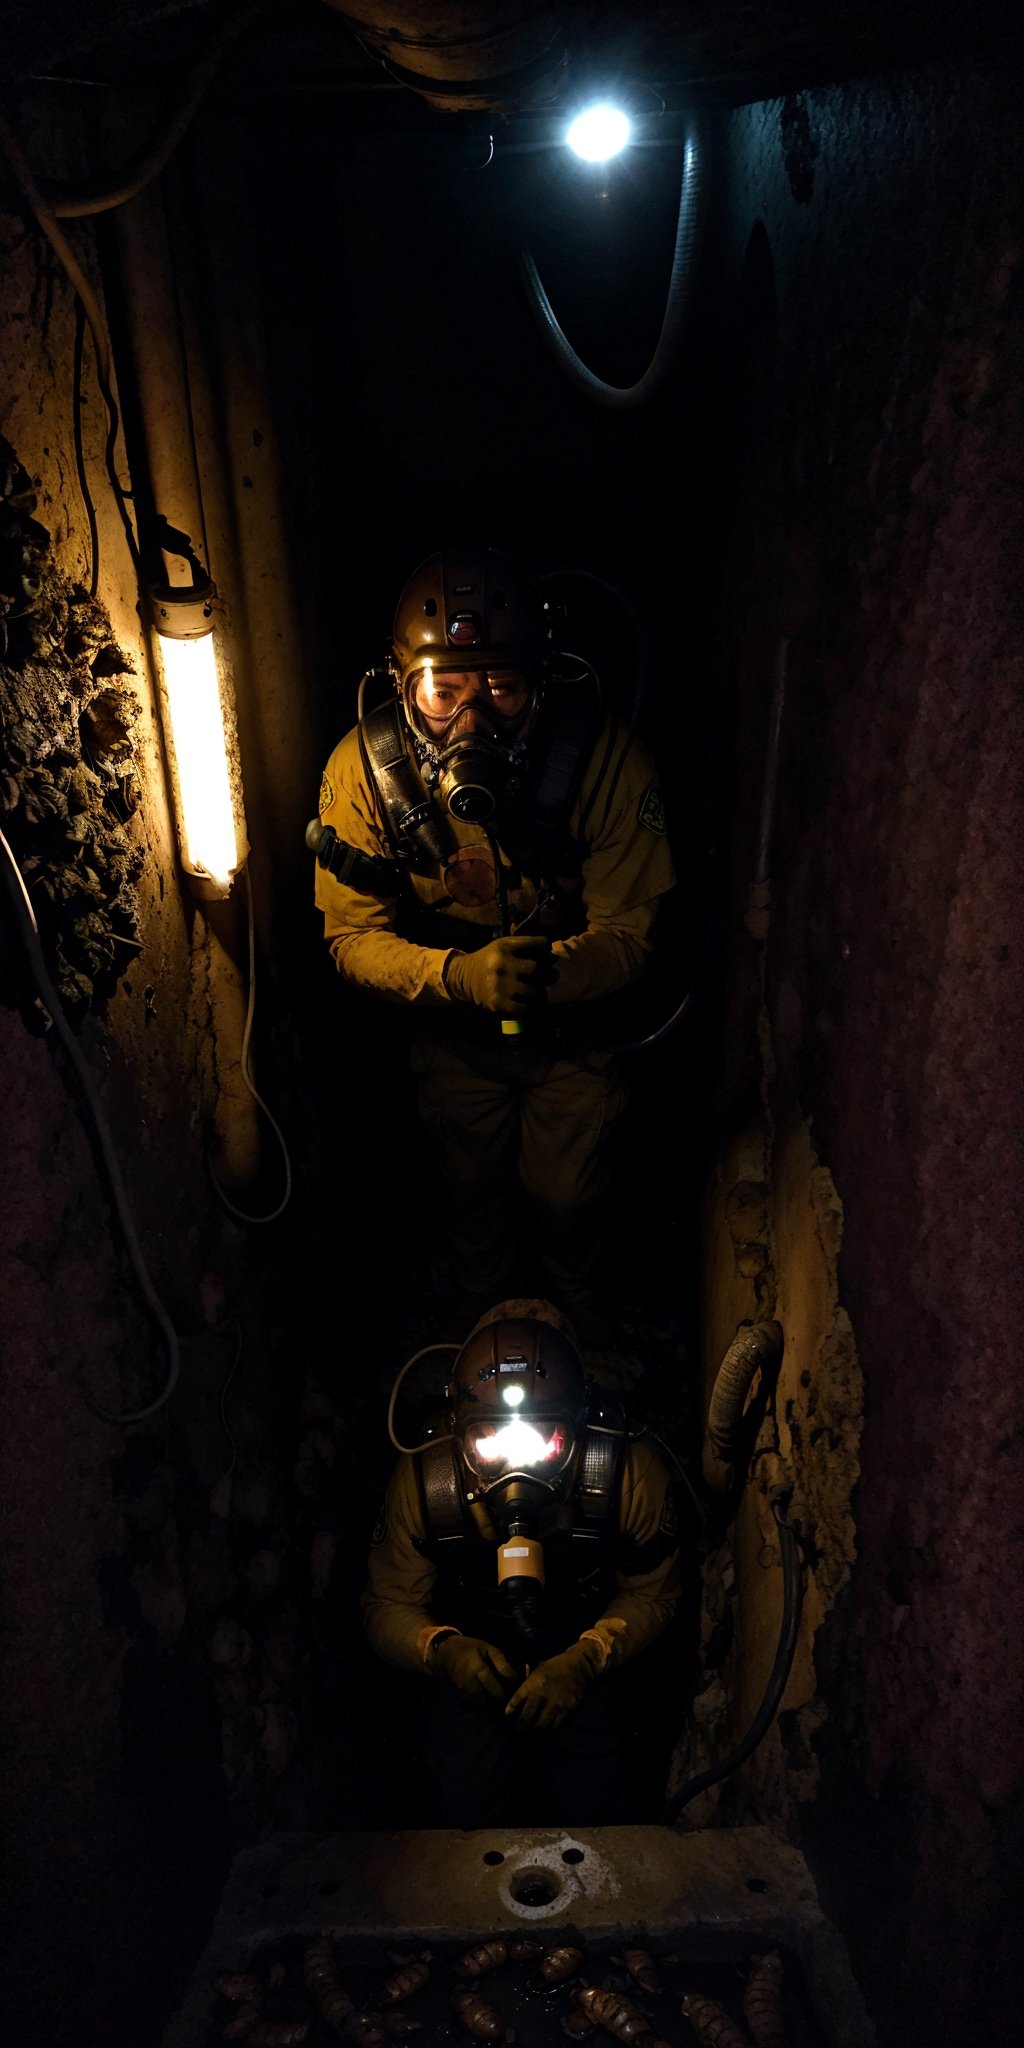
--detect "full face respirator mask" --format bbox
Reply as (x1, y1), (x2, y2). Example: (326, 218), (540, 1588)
(390, 546), (550, 826)
(448, 1311), (588, 1631)
(403, 662), (535, 825)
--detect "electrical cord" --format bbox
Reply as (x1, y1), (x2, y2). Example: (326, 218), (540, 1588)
(0, 107), (140, 581)
(72, 298), (100, 599)
(0, 823), (181, 1423)
(44, 2), (260, 220)
(387, 1342), (458, 1455)
(208, 862), (293, 1224)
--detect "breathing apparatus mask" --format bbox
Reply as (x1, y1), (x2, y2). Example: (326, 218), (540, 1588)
(391, 546), (551, 826)
(447, 1306), (589, 1637)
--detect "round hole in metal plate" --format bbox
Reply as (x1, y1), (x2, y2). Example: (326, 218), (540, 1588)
(561, 1848), (584, 1865)
(746, 1875), (769, 1892)
(510, 1867), (561, 1907)
(482, 1850), (505, 1866)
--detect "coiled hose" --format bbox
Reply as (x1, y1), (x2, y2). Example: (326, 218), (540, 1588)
(518, 112), (709, 408)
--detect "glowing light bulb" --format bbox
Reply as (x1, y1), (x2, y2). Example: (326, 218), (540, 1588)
(566, 103), (631, 163)
(157, 628), (239, 888)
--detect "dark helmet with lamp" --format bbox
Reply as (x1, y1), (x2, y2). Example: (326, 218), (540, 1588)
(391, 545), (552, 826)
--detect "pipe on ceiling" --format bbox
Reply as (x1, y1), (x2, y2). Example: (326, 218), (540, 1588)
(322, 2), (570, 112)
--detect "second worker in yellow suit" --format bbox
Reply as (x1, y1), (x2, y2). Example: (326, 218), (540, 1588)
(362, 1299), (683, 1826)
(311, 544), (677, 1342)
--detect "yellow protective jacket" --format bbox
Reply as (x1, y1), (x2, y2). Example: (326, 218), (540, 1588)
(361, 1432), (682, 1678)
(314, 709), (677, 1012)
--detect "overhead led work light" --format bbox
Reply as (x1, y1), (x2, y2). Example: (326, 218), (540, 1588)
(565, 102), (632, 163)
(148, 575), (246, 897)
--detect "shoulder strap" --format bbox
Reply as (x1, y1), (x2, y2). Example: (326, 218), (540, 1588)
(415, 1439), (466, 1545)
(504, 673), (602, 869)
(359, 700), (450, 866)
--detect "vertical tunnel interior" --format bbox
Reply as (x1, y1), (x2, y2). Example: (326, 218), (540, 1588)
(0, 6), (1021, 2047)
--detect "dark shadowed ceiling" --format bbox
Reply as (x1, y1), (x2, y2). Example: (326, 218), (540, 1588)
(4, 0), (1021, 115)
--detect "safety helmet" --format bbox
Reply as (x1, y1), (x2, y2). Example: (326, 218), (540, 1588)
(448, 1299), (588, 1516)
(391, 546), (552, 824)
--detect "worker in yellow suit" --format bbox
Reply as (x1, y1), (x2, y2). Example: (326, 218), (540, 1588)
(362, 1300), (682, 1826)
(311, 544), (677, 1345)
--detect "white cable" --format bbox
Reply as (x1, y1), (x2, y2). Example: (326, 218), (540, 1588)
(0, 823), (181, 1423)
(387, 1342), (458, 1455)
(209, 862), (293, 1224)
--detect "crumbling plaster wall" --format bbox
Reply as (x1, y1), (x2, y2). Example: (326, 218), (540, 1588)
(687, 65), (1021, 2047)
(0, 87), (326, 2047)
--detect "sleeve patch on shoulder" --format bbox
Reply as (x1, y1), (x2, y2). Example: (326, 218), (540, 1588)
(638, 785), (666, 834)
(319, 772), (335, 817)
(371, 1497), (389, 1545)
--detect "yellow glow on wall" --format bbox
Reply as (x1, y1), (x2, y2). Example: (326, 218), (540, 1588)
(157, 628), (239, 888)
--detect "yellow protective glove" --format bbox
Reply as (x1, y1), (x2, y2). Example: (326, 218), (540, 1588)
(444, 936), (555, 1015)
(504, 1638), (603, 1731)
(431, 1633), (519, 1703)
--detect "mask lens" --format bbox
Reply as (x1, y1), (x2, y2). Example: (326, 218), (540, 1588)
(461, 1416), (571, 1481)
(482, 669), (531, 722)
(407, 667), (531, 734)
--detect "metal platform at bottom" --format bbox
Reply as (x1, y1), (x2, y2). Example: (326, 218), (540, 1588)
(162, 1824), (876, 2048)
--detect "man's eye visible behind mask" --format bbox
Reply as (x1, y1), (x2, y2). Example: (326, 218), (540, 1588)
(410, 668), (530, 729)
(484, 670), (531, 720)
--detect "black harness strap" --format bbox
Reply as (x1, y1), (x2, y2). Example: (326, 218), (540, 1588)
(500, 674), (602, 873)
(359, 700), (450, 866)
(311, 825), (406, 895)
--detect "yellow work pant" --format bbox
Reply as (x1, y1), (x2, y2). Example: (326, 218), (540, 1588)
(410, 1030), (626, 1304)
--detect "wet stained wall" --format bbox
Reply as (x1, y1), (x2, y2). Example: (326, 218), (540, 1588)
(0, 29), (1021, 2048)
(689, 64), (1022, 2048)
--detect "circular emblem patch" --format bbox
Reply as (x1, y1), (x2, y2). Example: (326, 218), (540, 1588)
(444, 844), (499, 907)
(319, 772), (335, 817)
(638, 785), (666, 834)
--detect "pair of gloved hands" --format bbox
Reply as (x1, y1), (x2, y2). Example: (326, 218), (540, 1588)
(432, 1632), (603, 1732)
(444, 935), (558, 1016)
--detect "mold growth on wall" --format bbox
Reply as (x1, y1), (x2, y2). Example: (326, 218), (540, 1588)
(1, 434), (145, 1013)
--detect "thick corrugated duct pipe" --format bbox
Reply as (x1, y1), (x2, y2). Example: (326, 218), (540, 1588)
(702, 1318), (784, 1493)
(322, 3), (569, 112)
(518, 112), (709, 407)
